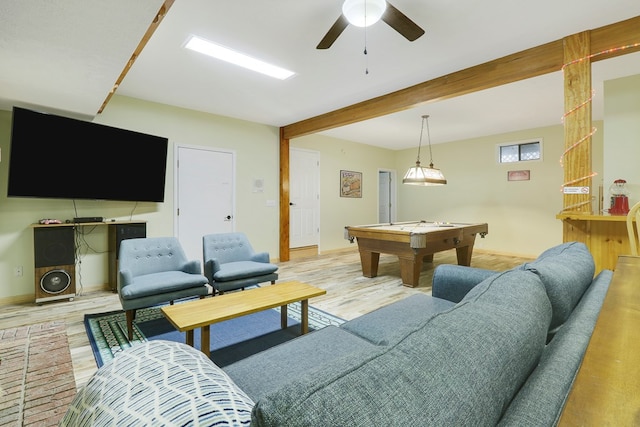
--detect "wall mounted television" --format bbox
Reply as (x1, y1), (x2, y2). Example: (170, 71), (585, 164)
(7, 106), (169, 202)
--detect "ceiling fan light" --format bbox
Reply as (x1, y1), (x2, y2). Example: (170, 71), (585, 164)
(342, 0), (387, 27)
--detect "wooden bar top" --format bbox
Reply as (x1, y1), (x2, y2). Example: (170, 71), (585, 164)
(558, 255), (640, 425)
(556, 212), (631, 222)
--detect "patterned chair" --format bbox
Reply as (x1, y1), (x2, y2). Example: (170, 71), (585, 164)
(202, 232), (278, 295)
(118, 237), (211, 340)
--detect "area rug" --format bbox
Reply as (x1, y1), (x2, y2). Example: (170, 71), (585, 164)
(85, 300), (344, 368)
(0, 321), (76, 427)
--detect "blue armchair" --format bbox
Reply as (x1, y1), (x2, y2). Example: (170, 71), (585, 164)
(202, 232), (278, 295)
(118, 237), (212, 340)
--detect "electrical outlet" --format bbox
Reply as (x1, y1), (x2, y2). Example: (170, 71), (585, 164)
(14, 266), (23, 277)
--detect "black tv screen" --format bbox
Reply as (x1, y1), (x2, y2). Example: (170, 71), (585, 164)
(7, 106), (168, 202)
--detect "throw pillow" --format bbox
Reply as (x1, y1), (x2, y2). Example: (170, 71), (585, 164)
(61, 340), (254, 426)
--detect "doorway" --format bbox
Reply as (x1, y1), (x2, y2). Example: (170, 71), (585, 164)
(175, 144), (235, 263)
(378, 169), (397, 223)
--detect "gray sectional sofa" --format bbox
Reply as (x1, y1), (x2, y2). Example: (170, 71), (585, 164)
(62, 242), (613, 426)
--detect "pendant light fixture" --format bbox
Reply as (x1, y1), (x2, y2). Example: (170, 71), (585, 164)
(402, 115), (447, 186)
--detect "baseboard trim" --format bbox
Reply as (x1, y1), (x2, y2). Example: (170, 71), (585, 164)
(0, 282), (111, 306)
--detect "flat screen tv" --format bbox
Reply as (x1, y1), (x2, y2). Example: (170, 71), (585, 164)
(7, 106), (168, 202)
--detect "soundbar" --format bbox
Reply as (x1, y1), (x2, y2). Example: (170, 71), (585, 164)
(73, 216), (104, 223)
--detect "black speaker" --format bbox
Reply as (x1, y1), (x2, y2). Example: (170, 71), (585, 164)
(33, 226), (76, 303)
(108, 222), (146, 291)
(34, 227), (75, 268)
(111, 223), (147, 258)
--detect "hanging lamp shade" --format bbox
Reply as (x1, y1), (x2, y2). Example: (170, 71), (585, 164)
(342, 0), (387, 27)
(402, 115), (447, 186)
(402, 161), (447, 185)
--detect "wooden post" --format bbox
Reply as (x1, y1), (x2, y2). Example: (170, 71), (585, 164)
(279, 127), (290, 261)
(562, 31), (593, 214)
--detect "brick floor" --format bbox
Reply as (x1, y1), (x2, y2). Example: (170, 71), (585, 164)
(0, 322), (76, 426)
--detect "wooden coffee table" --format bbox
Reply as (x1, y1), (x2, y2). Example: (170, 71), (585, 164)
(161, 280), (326, 357)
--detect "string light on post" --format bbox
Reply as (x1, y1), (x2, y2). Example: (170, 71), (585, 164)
(558, 41), (640, 212)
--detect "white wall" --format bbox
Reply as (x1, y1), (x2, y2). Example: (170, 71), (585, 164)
(396, 124), (603, 257)
(603, 74), (640, 206)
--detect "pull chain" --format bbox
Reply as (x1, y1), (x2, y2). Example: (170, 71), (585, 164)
(364, 36), (369, 74)
(364, 2), (369, 75)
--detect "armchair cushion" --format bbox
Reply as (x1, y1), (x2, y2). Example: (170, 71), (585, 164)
(119, 270), (210, 300)
(212, 260), (278, 282)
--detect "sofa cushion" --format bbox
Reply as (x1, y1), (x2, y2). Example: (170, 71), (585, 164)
(521, 242), (595, 330)
(339, 293), (455, 345)
(62, 341), (254, 426)
(224, 325), (384, 402)
(498, 269), (613, 426)
(250, 270), (552, 426)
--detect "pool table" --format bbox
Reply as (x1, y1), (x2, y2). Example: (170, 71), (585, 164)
(344, 220), (489, 287)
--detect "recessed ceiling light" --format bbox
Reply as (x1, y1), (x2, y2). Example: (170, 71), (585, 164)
(185, 35), (295, 80)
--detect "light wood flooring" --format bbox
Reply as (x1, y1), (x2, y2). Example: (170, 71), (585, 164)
(0, 247), (533, 390)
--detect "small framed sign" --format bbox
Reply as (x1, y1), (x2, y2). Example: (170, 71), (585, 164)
(340, 170), (362, 198)
(507, 170), (530, 181)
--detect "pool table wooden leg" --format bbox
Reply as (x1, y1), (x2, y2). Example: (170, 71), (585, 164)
(456, 244), (473, 266)
(359, 250), (380, 277)
(398, 256), (422, 287)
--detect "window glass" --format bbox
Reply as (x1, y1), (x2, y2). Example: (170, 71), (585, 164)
(500, 145), (519, 163)
(520, 142), (540, 161)
(499, 141), (541, 163)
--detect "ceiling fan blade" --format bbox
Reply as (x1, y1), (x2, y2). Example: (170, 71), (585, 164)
(317, 14), (349, 49)
(382, 2), (425, 41)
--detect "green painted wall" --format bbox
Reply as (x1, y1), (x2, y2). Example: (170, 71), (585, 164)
(3, 73), (636, 302)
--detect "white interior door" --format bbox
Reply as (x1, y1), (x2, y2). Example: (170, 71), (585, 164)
(290, 148), (320, 248)
(175, 145), (234, 263)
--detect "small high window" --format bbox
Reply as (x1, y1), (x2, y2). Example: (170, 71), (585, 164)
(498, 140), (541, 163)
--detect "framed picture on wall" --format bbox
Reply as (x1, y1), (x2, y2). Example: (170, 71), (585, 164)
(340, 170), (362, 198)
(507, 170), (531, 181)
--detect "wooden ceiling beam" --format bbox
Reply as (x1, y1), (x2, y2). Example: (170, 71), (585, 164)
(98, 0), (175, 114)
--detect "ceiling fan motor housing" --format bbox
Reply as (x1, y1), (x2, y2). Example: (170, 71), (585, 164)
(342, 0), (387, 27)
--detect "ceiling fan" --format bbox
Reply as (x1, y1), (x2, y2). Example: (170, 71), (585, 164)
(317, 0), (425, 49)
